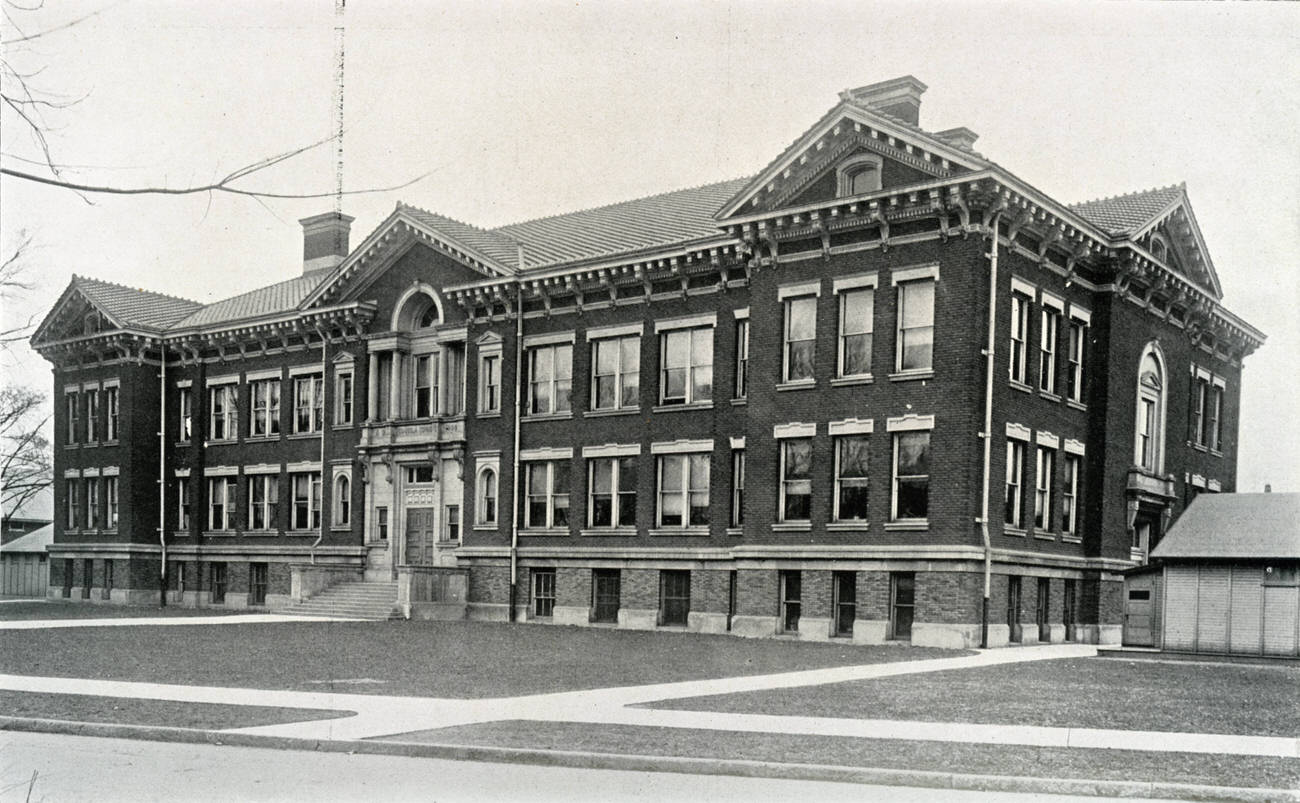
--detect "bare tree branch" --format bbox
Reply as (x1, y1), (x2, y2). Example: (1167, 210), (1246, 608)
(1, 164), (432, 199)
(0, 386), (50, 522)
(1, 1), (116, 46)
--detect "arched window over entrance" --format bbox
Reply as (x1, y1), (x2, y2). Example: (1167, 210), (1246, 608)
(1135, 344), (1166, 473)
(392, 287), (443, 332)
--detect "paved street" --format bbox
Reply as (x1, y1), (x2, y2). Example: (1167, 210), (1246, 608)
(0, 731), (1166, 803)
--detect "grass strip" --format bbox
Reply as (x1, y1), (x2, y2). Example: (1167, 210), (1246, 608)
(0, 690), (351, 730)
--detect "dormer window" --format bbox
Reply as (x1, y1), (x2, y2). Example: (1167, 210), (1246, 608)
(837, 154), (883, 197)
(83, 312), (100, 335)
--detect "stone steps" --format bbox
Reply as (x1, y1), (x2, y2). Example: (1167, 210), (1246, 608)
(280, 581), (403, 620)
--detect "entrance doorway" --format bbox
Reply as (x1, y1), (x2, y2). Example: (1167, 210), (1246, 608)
(1123, 572), (1157, 647)
(591, 569), (620, 623)
(404, 508), (436, 565)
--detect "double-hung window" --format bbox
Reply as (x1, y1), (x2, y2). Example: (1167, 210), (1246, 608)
(734, 318), (749, 399)
(291, 472), (321, 530)
(177, 479), (191, 530)
(895, 275), (935, 372)
(209, 384), (237, 440)
(334, 475), (350, 527)
(1062, 453), (1081, 536)
(1009, 290), (1030, 384)
(527, 343), (572, 415)
(208, 476), (236, 531)
(178, 387), (192, 441)
(589, 456), (637, 528)
(1208, 384), (1223, 451)
(838, 286), (874, 378)
(834, 435), (870, 521)
(65, 392), (79, 444)
(86, 390), (99, 443)
(248, 475), (278, 531)
(659, 326), (712, 405)
(730, 449), (745, 527)
(104, 386), (119, 440)
(1034, 446), (1054, 530)
(66, 480), (78, 528)
(87, 478), (100, 528)
(293, 374), (324, 433)
(779, 438), (813, 522)
(335, 371), (354, 425)
(1039, 302), (1061, 394)
(1191, 375), (1209, 446)
(531, 569), (556, 618)
(415, 354), (438, 418)
(890, 426), (932, 521)
(105, 477), (118, 529)
(1067, 314), (1088, 403)
(656, 453), (709, 527)
(478, 353), (500, 414)
(782, 295), (817, 383)
(591, 335), (639, 411)
(524, 461), (570, 529)
(477, 467), (498, 526)
(250, 378), (280, 437)
(1005, 438), (1025, 528)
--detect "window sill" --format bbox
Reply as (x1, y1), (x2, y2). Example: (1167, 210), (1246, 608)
(776, 380), (816, 392)
(651, 402), (714, 414)
(884, 520), (929, 531)
(288, 432), (322, 440)
(286, 530), (322, 536)
(1039, 391), (1061, 403)
(650, 527), (709, 537)
(330, 526), (351, 532)
(1192, 444), (1208, 453)
(1009, 380), (1033, 394)
(175, 441), (192, 448)
(1061, 535), (1082, 544)
(83, 442), (99, 448)
(581, 527), (638, 537)
(520, 529), (569, 537)
(826, 521), (870, 531)
(830, 375), (873, 387)
(475, 411), (502, 420)
(1210, 449), (1223, 458)
(205, 530), (237, 537)
(332, 423), (355, 430)
(1003, 527), (1027, 537)
(889, 370), (934, 383)
(245, 435), (282, 443)
(205, 439), (238, 447)
(1032, 530), (1056, 541)
(169, 532), (190, 538)
(472, 524), (497, 532)
(63, 444), (80, 450)
(1066, 400), (1087, 412)
(246, 530), (281, 537)
(584, 407), (640, 419)
(521, 413), (574, 423)
(731, 397), (747, 406)
(726, 526), (743, 537)
(772, 521), (812, 532)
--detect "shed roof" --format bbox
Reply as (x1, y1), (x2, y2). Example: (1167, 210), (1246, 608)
(1151, 493), (1300, 560)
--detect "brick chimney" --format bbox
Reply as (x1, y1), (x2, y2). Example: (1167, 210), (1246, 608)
(840, 76), (927, 126)
(299, 212), (354, 274)
(934, 127), (980, 151)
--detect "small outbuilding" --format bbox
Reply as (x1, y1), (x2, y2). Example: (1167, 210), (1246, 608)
(1145, 493), (1299, 657)
(0, 523), (52, 597)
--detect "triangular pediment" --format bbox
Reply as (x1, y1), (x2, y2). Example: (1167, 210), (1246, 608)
(31, 285), (120, 346)
(475, 331), (503, 347)
(716, 102), (987, 221)
(1132, 199), (1222, 299)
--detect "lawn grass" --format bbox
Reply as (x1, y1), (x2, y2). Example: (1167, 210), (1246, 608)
(0, 620), (960, 698)
(0, 601), (244, 621)
(383, 720), (1300, 791)
(645, 656), (1300, 738)
(0, 691), (350, 730)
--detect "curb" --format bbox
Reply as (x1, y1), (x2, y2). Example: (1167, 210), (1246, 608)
(1, 716), (1295, 803)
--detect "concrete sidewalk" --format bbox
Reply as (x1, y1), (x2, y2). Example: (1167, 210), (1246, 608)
(0, 613), (361, 629)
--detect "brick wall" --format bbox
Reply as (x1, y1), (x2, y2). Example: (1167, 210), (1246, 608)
(735, 569), (777, 617)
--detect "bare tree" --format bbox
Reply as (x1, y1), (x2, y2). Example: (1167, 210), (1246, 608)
(0, 385), (50, 523)
(0, 229), (38, 348)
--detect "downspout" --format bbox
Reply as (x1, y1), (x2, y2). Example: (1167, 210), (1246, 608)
(977, 211), (1002, 648)
(158, 343), (167, 607)
(311, 324), (329, 562)
(508, 249), (525, 622)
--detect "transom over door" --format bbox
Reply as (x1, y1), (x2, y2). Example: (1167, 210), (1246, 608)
(404, 508), (437, 565)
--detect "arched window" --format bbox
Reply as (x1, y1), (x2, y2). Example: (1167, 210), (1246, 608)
(836, 154), (883, 198)
(1135, 345), (1166, 472)
(477, 467), (497, 525)
(418, 304), (439, 329)
(392, 287), (443, 332)
(334, 474), (351, 526)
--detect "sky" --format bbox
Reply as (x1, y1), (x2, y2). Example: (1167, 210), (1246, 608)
(2, 0), (1298, 504)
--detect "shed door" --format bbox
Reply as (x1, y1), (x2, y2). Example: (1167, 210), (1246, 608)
(1123, 575), (1155, 647)
(1162, 566), (1198, 651)
(1262, 585), (1299, 656)
(1195, 566), (1231, 652)
(1229, 566), (1263, 655)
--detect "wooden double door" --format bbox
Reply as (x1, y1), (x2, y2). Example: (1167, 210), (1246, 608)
(404, 508), (437, 565)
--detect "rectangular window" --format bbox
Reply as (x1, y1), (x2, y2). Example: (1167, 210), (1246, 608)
(443, 504), (460, 543)
(1067, 319), (1086, 402)
(892, 431), (931, 521)
(415, 354), (438, 418)
(479, 354), (500, 414)
(335, 475), (351, 527)
(293, 375), (324, 433)
(103, 560), (113, 599)
(1139, 398), (1156, 470)
(250, 379), (281, 437)
(335, 372), (354, 425)
(591, 335), (640, 411)
(248, 475), (279, 531)
(86, 390), (99, 442)
(528, 344), (572, 415)
(1005, 440), (1025, 528)
(104, 477), (118, 529)
(104, 386), (119, 440)
(1007, 576), (1022, 642)
(656, 453), (710, 527)
(82, 558), (92, 598)
(588, 456), (637, 528)
(659, 570), (690, 626)
(1034, 447), (1054, 530)
(524, 461), (570, 529)
(1062, 454), (1080, 536)
(730, 449), (745, 527)
(477, 468), (497, 526)
(659, 327), (712, 405)
(779, 570), (801, 633)
(531, 568), (556, 618)
(210, 563), (227, 605)
(838, 287), (873, 378)
(734, 319), (749, 398)
(782, 295), (816, 382)
(65, 392), (79, 444)
(87, 478), (100, 529)
(177, 479), (191, 530)
(66, 479), (78, 528)
(896, 279), (935, 372)
(890, 572), (915, 640)
(591, 569), (621, 624)
(178, 388), (192, 441)
(376, 506), (388, 541)
(833, 571), (856, 637)
(1039, 308), (1060, 393)
(406, 464), (435, 484)
(1191, 377), (1208, 446)
(209, 385), (237, 440)
(1009, 293), (1029, 384)
(208, 476), (236, 531)
(291, 472), (321, 530)
(834, 435), (870, 522)
(1208, 385), (1223, 451)
(779, 439), (812, 522)
(249, 562), (268, 606)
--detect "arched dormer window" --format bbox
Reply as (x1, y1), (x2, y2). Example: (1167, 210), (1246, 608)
(836, 154), (883, 198)
(1148, 232), (1181, 272)
(477, 466), (497, 526)
(1135, 344), (1167, 473)
(83, 311), (101, 335)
